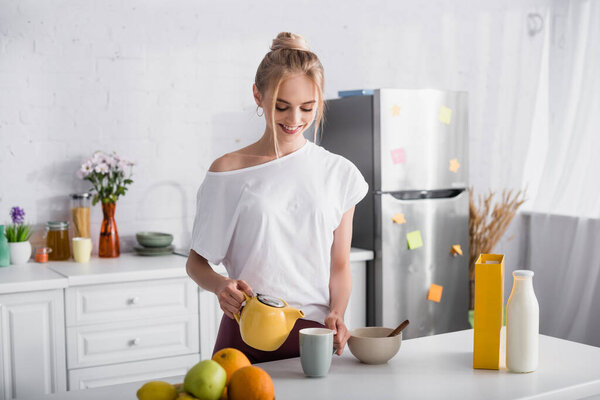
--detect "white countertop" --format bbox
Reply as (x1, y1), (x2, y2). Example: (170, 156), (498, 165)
(260, 328), (600, 400)
(34, 329), (600, 400)
(0, 264), (67, 294)
(0, 248), (374, 293)
(47, 253), (205, 286)
(349, 247), (374, 262)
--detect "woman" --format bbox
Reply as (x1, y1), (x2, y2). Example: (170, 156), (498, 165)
(186, 32), (368, 363)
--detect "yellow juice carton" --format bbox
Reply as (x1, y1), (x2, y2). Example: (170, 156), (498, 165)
(473, 253), (504, 370)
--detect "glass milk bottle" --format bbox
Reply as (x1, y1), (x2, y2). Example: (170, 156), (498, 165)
(506, 270), (539, 373)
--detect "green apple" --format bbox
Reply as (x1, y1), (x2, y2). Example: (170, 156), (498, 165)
(183, 360), (226, 400)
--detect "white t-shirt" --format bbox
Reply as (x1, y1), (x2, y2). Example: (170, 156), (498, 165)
(190, 141), (368, 323)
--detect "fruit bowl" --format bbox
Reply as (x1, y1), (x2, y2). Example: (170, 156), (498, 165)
(347, 327), (402, 364)
(135, 232), (173, 248)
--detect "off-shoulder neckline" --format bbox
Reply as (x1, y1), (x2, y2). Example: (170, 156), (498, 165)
(206, 140), (311, 176)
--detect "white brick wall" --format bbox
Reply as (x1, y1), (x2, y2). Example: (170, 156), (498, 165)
(0, 0), (548, 254)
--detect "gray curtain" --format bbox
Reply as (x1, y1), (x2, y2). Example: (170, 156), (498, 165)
(529, 212), (600, 347)
(503, 212), (600, 347)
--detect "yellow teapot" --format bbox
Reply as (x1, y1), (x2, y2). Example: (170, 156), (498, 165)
(234, 293), (305, 351)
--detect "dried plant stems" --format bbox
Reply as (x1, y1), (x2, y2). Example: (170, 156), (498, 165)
(468, 188), (527, 309)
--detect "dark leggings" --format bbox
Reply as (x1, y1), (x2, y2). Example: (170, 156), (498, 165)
(212, 314), (326, 364)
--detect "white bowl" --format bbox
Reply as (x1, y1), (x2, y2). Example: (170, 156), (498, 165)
(348, 327), (402, 364)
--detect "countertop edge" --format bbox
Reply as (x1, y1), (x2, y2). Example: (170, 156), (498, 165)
(1, 248), (372, 290)
(0, 278), (68, 295)
(350, 248), (374, 262)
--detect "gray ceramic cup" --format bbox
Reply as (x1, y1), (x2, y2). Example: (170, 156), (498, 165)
(299, 328), (336, 377)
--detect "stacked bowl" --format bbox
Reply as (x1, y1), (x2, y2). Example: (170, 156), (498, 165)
(134, 232), (174, 256)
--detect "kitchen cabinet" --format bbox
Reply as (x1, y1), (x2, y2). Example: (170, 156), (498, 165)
(63, 277), (199, 390)
(67, 354), (198, 390)
(346, 255), (370, 329)
(0, 289), (67, 400)
(64, 277), (198, 326)
(66, 312), (198, 369)
(198, 287), (224, 359)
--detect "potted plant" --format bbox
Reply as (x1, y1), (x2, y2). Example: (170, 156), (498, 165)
(5, 206), (33, 264)
(77, 151), (134, 258)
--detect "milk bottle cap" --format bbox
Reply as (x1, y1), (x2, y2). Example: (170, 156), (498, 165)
(513, 270), (534, 277)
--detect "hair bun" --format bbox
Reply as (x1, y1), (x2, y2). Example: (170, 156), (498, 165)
(270, 32), (310, 52)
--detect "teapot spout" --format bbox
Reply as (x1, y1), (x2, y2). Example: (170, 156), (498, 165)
(285, 307), (305, 331)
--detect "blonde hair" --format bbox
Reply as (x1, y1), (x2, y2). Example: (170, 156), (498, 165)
(255, 32), (325, 157)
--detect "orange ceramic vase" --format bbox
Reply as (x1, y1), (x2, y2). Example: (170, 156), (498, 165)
(99, 202), (120, 258)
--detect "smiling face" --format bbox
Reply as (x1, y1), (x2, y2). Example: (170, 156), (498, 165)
(254, 73), (318, 146)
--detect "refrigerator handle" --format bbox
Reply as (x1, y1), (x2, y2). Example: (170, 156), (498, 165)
(375, 188), (465, 200)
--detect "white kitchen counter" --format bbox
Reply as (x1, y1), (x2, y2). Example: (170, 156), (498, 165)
(34, 329), (600, 400)
(0, 264), (67, 294)
(260, 328), (600, 400)
(0, 248), (373, 290)
(349, 247), (374, 262)
(46, 253), (210, 286)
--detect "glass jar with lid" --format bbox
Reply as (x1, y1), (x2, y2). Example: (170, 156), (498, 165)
(70, 193), (91, 238)
(46, 221), (70, 261)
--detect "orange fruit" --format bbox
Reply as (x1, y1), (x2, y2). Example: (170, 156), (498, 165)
(212, 348), (251, 384)
(228, 366), (274, 400)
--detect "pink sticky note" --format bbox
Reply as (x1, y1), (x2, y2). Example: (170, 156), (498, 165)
(391, 148), (405, 164)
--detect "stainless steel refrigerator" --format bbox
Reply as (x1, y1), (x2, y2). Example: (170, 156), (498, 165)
(320, 89), (470, 339)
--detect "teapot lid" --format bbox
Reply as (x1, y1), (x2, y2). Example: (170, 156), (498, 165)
(257, 294), (285, 308)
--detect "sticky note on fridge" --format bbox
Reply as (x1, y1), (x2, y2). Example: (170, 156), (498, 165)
(450, 244), (463, 256)
(428, 284), (443, 302)
(391, 148), (405, 164)
(439, 106), (452, 124)
(407, 230), (423, 249)
(449, 158), (460, 173)
(392, 213), (406, 224)
(391, 104), (401, 116)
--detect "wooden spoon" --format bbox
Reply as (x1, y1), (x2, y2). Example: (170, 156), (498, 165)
(387, 319), (410, 337)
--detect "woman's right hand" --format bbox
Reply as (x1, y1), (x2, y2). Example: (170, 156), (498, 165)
(216, 279), (254, 319)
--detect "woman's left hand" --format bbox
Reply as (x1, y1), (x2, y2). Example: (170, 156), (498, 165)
(324, 311), (350, 356)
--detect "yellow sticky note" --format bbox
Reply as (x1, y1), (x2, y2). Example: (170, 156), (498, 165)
(450, 244), (463, 256)
(428, 284), (443, 302)
(439, 106), (452, 124)
(449, 158), (460, 173)
(392, 213), (406, 224)
(407, 230), (423, 249)
(391, 104), (401, 116)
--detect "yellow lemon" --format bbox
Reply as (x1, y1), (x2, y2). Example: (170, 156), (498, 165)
(178, 393), (199, 399)
(136, 381), (178, 400)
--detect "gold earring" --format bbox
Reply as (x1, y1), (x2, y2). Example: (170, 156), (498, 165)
(256, 106), (264, 117)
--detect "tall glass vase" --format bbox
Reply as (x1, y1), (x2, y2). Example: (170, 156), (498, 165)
(99, 202), (120, 258)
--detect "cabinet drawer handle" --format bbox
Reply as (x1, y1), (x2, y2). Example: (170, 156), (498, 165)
(130, 338), (141, 346)
(129, 296), (140, 305)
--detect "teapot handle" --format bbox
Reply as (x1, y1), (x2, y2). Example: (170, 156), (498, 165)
(233, 293), (253, 324)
